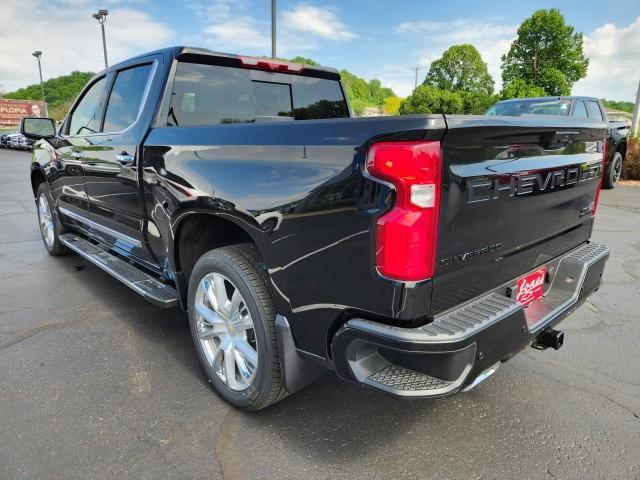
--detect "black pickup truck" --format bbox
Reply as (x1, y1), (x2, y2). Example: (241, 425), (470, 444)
(22, 47), (609, 410)
(487, 96), (629, 189)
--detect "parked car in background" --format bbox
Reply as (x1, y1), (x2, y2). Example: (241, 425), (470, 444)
(1, 131), (19, 149)
(20, 136), (34, 151)
(23, 47), (609, 410)
(6, 132), (26, 150)
(487, 96), (629, 189)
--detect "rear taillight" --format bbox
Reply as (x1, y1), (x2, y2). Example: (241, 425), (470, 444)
(366, 141), (442, 282)
(238, 56), (304, 73)
(592, 140), (606, 214)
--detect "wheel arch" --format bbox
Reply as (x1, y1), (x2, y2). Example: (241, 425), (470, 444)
(616, 139), (627, 159)
(169, 210), (276, 307)
(30, 166), (47, 198)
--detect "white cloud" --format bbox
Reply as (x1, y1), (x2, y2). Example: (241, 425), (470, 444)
(282, 5), (356, 41)
(203, 18), (270, 51)
(573, 17), (640, 101)
(0, 0), (174, 93)
(388, 19), (517, 96)
(197, 2), (356, 56)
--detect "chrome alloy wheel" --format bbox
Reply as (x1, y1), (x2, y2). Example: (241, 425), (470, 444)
(194, 273), (259, 391)
(38, 193), (55, 248)
(612, 155), (622, 184)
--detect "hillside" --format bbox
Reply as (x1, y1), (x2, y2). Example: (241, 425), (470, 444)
(2, 71), (95, 121)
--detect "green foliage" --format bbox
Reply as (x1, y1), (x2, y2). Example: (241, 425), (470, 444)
(2, 71), (94, 121)
(425, 44), (494, 96)
(287, 56), (398, 114)
(339, 69), (396, 112)
(501, 8), (588, 96)
(406, 44), (495, 114)
(459, 91), (497, 115)
(383, 96), (402, 115)
(399, 84), (464, 115)
(350, 98), (369, 116)
(621, 138), (640, 180)
(288, 56), (319, 66)
(500, 78), (547, 100)
(601, 99), (635, 114)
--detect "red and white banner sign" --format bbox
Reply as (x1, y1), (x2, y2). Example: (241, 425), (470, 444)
(0, 99), (46, 126)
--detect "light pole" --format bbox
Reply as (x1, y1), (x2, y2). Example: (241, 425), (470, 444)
(92, 9), (109, 68)
(32, 51), (48, 117)
(271, 0), (276, 58)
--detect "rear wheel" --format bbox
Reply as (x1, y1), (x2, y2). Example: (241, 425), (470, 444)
(36, 183), (68, 256)
(602, 152), (623, 189)
(187, 244), (287, 410)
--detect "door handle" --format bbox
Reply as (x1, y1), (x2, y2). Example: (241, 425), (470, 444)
(116, 152), (135, 165)
(70, 150), (83, 159)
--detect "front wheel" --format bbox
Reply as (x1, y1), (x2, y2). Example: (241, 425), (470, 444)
(187, 244), (287, 410)
(602, 152), (623, 189)
(36, 183), (68, 256)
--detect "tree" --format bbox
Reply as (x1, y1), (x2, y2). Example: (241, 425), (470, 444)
(501, 9), (588, 96)
(424, 44), (494, 114)
(288, 56), (319, 66)
(500, 78), (547, 100)
(399, 84), (464, 115)
(601, 99), (635, 114)
(339, 69), (396, 114)
(3, 71), (94, 121)
(383, 96), (402, 115)
(425, 44), (494, 95)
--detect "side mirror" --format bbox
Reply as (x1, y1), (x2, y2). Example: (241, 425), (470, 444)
(21, 117), (56, 140)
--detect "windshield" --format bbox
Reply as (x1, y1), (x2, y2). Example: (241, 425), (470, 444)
(486, 99), (571, 116)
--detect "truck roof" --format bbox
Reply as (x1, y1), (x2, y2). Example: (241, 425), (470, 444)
(102, 46), (341, 79)
(496, 96), (601, 104)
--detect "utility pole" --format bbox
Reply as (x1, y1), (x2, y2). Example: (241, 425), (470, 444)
(409, 65), (429, 91)
(631, 79), (640, 138)
(271, 0), (276, 58)
(32, 51), (48, 117)
(92, 9), (109, 68)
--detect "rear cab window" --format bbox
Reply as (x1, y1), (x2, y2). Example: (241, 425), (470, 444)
(571, 101), (588, 118)
(166, 62), (349, 127)
(585, 101), (604, 121)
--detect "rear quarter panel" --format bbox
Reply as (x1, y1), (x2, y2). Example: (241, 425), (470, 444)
(142, 115), (445, 357)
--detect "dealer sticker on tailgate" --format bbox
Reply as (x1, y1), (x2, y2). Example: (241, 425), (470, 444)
(516, 267), (547, 306)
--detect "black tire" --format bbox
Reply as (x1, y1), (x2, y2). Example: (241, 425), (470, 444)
(187, 244), (287, 410)
(36, 183), (68, 256)
(602, 151), (623, 189)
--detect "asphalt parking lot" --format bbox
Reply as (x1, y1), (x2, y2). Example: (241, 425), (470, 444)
(1, 148), (639, 480)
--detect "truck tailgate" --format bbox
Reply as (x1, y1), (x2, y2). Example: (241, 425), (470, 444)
(432, 115), (606, 313)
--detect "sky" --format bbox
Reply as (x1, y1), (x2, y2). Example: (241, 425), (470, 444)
(1, 0), (639, 101)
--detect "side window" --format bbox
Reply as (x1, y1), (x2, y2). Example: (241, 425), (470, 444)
(572, 101), (588, 118)
(68, 77), (107, 136)
(103, 64), (152, 132)
(586, 101), (604, 121)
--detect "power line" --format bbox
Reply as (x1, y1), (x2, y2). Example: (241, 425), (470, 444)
(409, 65), (429, 91)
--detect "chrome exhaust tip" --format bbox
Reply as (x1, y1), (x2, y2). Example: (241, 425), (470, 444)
(462, 362), (500, 392)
